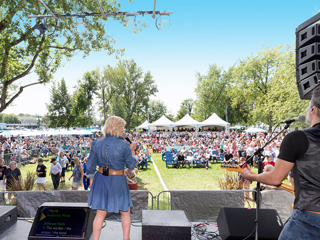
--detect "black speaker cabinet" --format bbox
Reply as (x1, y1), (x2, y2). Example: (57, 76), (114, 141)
(0, 206), (17, 235)
(142, 210), (191, 240)
(28, 202), (94, 240)
(217, 207), (283, 240)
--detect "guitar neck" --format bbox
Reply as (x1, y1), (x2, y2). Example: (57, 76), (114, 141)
(220, 164), (295, 195)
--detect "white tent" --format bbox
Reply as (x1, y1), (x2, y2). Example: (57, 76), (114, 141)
(199, 113), (230, 130)
(245, 127), (267, 133)
(172, 114), (200, 131)
(149, 115), (175, 131)
(136, 120), (149, 129)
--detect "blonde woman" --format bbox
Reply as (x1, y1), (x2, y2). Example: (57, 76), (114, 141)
(68, 157), (84, 190)
(87, 116), (136, 240)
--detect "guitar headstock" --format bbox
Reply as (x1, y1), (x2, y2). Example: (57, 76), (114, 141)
(220, 163), (243, 173)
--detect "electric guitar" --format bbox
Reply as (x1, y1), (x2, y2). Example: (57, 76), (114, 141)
(220, 163), (295, 195)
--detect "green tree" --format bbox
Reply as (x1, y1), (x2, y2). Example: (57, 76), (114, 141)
(176, 98), (194, 121)
(193, 64), (235, 122)
(0, 0), (137, 113)
(109, 59), (158, 130)
(95, 66), (117, 124)
(2, 113), (21, 123)
(165, 113), (175, 122)
(147, 99), (167, 123)
(71, 71), (98, 127)
(230, 45), (307, 129)
(46, 78), (72, 128)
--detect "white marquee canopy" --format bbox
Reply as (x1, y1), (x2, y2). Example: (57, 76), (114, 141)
(149, 115), (175, 130)
(136, 120), (149, 129)
(199, 113), (229, 129)
(172, 114), (200, 130)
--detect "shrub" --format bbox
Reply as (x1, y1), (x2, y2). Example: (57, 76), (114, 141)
(218, 171), (239, 190)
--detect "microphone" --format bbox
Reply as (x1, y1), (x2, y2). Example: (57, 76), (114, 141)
(281, 116), (306, 124)
(123, 132), (132, 144)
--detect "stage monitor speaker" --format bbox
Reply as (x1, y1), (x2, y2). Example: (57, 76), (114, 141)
(28, 202), (94, 240)
(142, 210), (191, 240)
(0, 206), (17, 235)
(217, 207), (283, 240)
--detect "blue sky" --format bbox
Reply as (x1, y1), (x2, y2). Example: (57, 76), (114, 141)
(4, 0), (320, 117)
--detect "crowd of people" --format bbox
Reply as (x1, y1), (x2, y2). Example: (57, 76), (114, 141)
(127, 129), (285, 170)
(0, 127), (289, 197)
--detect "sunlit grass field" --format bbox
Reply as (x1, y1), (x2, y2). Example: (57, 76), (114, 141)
(15, 152), (290, 201)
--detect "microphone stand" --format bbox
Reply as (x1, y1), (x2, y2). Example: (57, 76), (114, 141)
(241, 122), (291, 240)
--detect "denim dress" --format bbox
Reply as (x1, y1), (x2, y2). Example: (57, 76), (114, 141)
(87, 135), (136, 213)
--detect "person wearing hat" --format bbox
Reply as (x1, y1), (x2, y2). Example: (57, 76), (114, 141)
(36, 158), (47, 191)
(49, 157), (62, 190)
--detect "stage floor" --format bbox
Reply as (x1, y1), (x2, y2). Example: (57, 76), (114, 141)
(0, 219), (219, 240)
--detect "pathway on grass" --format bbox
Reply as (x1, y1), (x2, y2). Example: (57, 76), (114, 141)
(151, 156), (168, 191)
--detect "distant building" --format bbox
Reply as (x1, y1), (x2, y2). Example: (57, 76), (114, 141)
(18, 117), (37, 125)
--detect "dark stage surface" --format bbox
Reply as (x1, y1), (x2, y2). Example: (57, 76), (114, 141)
(0, 219), (219, 240)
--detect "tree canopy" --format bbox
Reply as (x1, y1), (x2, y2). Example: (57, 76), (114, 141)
(0, 0), (133, 113)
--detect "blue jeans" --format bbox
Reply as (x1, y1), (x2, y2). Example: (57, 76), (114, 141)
(83, 176), (90, 190)
(279, 209), (320, 240)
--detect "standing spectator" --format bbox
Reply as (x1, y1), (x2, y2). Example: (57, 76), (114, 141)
(3, 146), (12, 165)
(69, 157), (84, 190)
(0, 159), (8, 192)
(3, 161), (21, 204)
(57, 151), (68, 183)
(82, 157), (90, 190)
(65, 153), (71, 171)
(36, 158), (47, 191)
(50, 158), (62, 190)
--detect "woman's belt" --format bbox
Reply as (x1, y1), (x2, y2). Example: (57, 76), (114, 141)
(98, 167), (124, 175)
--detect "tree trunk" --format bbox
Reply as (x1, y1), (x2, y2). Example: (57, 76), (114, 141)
(126, 121), (130, 132)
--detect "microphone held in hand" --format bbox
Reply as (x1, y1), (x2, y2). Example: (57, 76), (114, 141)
(123, 132), (132, 144)
(280, 116), (306, 124)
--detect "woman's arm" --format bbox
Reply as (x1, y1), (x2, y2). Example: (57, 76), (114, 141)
(124, 142), (137, 170)
(86, 140), (98, 179)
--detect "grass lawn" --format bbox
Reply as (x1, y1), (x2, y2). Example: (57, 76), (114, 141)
(152, 153), (236, 190)
(152, 153), (291, 191)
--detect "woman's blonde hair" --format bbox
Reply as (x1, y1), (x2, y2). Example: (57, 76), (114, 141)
(103, 116), (126, 137)
(74, 157), (80, 168)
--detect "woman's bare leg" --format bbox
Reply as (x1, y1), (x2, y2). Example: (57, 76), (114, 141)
(93, 209), (107, 240)
(120, 208), (131, 240)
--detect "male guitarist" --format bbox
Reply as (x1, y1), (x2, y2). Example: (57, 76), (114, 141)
(242, 86), (320, 239)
